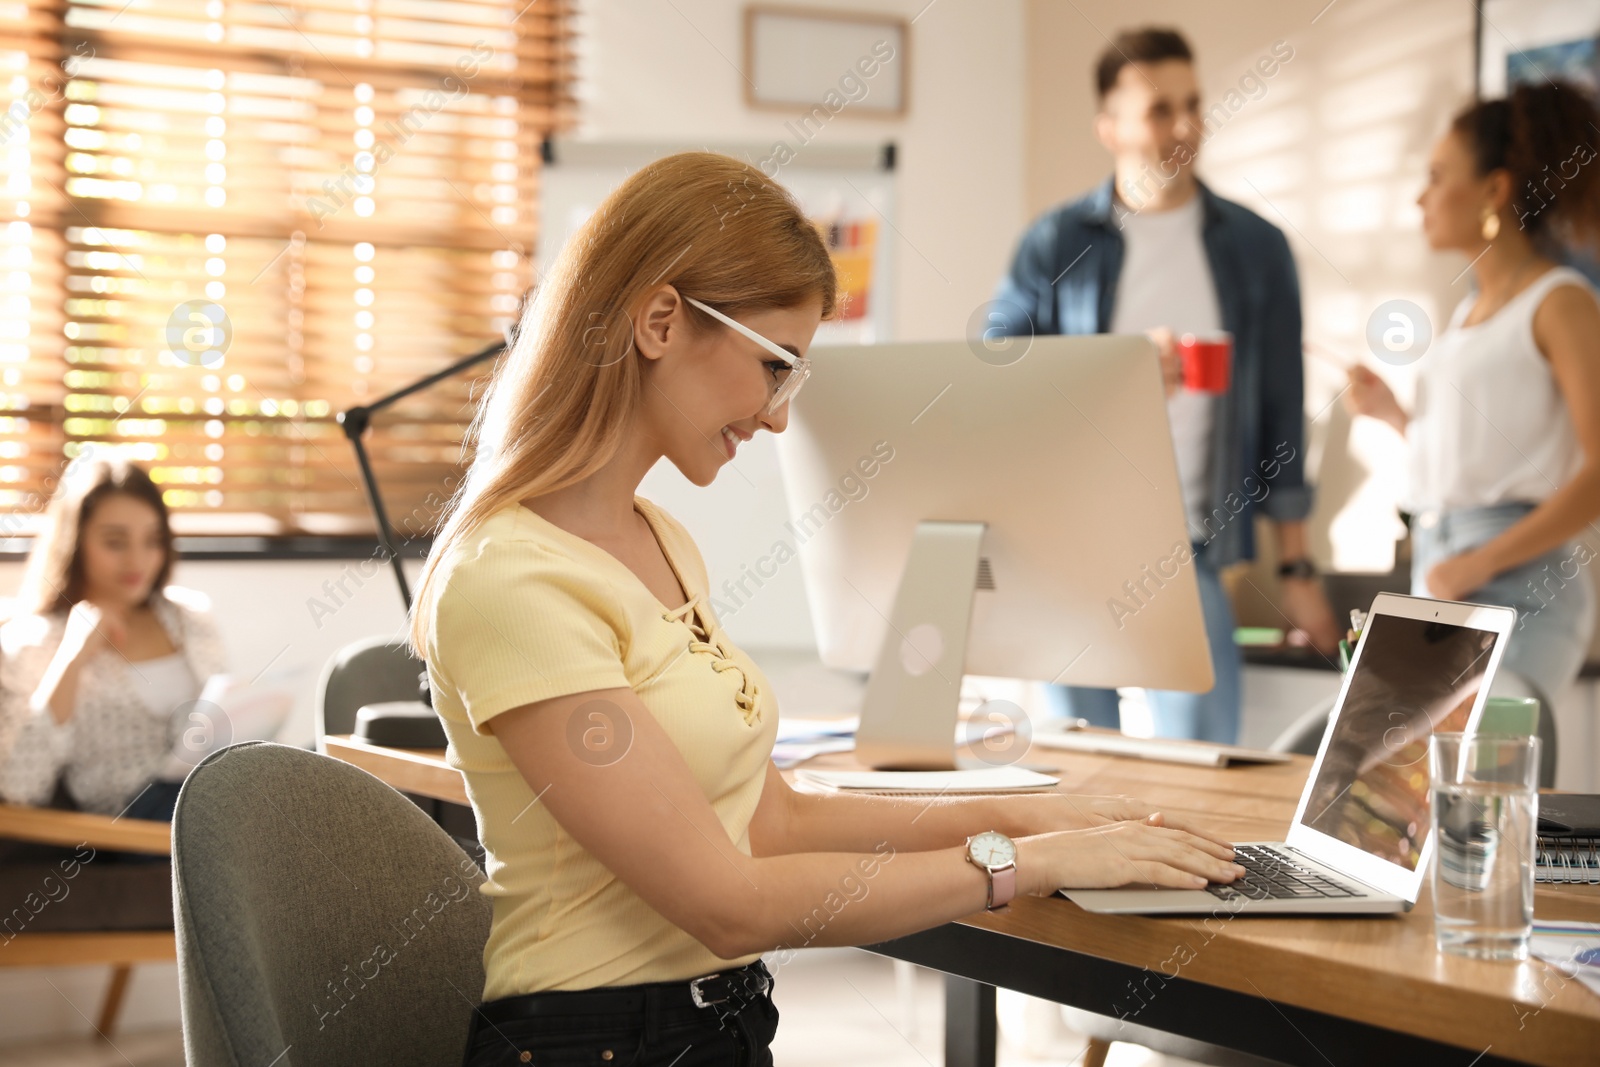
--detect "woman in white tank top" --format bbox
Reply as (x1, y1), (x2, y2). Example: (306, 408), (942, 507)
(1347, 82), (1600, 705)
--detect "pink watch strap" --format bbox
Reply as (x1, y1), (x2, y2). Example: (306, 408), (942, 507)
(990, 864), (1016, 909)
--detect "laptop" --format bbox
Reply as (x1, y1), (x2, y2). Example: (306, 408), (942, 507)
(1062, 593), (1516, 915)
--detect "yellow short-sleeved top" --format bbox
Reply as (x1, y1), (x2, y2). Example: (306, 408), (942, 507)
(421, 494), (779, 998)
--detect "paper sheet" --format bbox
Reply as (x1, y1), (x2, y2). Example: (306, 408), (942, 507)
(773, 716), (859, 743)
(794, 765), (1059, 793)
(1530, 920), (1600, 999)
(153, 673), (295, 781)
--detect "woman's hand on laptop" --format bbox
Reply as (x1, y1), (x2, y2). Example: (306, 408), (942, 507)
(1016, 817), (1246, 894)
(1043, 792), (1236, 848)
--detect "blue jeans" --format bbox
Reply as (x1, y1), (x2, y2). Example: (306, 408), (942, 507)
(1046, 543), (1242, 743)
(1410, 502), (1596, 702)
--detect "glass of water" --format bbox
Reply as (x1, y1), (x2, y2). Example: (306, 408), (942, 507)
(1430, 732), (1540, 960)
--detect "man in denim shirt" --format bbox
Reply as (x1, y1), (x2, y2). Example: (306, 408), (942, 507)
(990, 27), (1338, 743)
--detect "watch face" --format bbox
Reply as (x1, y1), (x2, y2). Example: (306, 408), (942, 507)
(969, 830), (1016, 867)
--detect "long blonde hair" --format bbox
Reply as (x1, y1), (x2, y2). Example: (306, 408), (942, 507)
(408, 151), (838, 654)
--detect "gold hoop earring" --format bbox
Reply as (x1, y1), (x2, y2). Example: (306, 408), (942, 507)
(1481, 208), (1500, 241)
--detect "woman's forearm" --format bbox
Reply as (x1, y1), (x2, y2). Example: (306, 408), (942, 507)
(0, 684), (77, 806)
(782, 788), (1050, 855)
(1473, 466), (1600, 577)
(729, 841), (995, 958)
(33, 650), (87, 726)
(37, 642), (93, 726)
(725, 801), (1239, 956)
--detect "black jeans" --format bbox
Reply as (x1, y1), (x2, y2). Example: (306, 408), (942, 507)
(461, 959), (779, 1067)
(103, 779), (183, 865)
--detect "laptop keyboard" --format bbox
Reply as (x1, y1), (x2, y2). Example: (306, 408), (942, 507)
(1205, 844), (1368, 902)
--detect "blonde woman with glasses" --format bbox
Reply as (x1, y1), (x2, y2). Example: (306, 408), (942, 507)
(411, 151), (1242, 1067)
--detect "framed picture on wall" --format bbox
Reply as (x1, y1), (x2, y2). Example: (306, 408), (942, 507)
(1476, 0), (1600, 283)
(1477, 0), (1600, 96)
(743, 5), (908, 117)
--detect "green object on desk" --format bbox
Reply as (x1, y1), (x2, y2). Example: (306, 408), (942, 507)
(1457, 698), (1541, 775)
(1234, 626), (1285, 647)
(1477, 695), (1540, 738)
(1338, 639), (1352, 671)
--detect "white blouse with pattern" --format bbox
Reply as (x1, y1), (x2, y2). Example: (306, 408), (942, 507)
(0, 585), (228, 815)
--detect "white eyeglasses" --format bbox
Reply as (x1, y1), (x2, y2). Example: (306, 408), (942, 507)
(685, 296), (811, 415)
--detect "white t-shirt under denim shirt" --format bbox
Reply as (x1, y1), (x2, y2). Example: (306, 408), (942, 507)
(1406, 266), (1593, 516)
(1109, 194), (1223, 536)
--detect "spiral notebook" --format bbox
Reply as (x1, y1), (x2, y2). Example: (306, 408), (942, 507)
(1536, 794), (1600, 884)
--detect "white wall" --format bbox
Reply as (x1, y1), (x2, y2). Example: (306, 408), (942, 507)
(575, 0), (1026, 346)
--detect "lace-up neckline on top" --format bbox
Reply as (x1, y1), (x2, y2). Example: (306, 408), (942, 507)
(662, 593), (760, 725)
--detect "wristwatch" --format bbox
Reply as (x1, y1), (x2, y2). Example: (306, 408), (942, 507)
(964, 830), (1017, 910)
(1277, 558), (1317, 581)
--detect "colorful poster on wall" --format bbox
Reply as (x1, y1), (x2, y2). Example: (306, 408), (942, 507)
(814, 215), (877, 323)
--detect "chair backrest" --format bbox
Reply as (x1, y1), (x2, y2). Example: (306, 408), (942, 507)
(1269, 670), (1560, 788)
(172, 741), (492, 1067)
(1268, 691), (1339, 757)
(314, 636), (428, 744)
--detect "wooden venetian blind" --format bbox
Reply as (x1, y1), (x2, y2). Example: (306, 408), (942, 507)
(0, 0), (573, 537)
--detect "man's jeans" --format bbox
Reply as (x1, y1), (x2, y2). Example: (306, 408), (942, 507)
(1046, 544), (1242, 744)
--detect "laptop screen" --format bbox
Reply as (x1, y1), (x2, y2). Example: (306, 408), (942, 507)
(1300, 612), (1498, 872)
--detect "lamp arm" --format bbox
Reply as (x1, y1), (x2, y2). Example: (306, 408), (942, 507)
(336, 337), (508, 618)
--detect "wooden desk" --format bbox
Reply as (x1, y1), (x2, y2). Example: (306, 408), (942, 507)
(323, 735), (466, 807)
(322, 733), (1600, 1067)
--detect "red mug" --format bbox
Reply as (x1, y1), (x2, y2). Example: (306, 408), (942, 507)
(1179, 332), (1233, 393)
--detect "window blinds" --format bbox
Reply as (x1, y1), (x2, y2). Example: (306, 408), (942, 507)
(1, 0), (573, 536)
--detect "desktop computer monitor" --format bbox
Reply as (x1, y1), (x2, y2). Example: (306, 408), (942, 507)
(774, 335), (1212, 769)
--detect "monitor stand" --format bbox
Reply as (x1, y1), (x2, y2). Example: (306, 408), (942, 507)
(854, 520), (995, 771)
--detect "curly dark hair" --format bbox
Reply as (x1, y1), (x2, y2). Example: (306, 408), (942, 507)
(1451, 80), (1600, 246)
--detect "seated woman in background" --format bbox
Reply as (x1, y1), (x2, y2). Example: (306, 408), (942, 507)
(1348, 80), (1600, 704)
(0, 457), (227, 824)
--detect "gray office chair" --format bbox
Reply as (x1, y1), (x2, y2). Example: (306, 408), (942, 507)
(172, 741), (492, 1067)
(314, 634), (432, 747)
(1266, 690), (1340, 757)
(1267, 669), (1559, 787)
